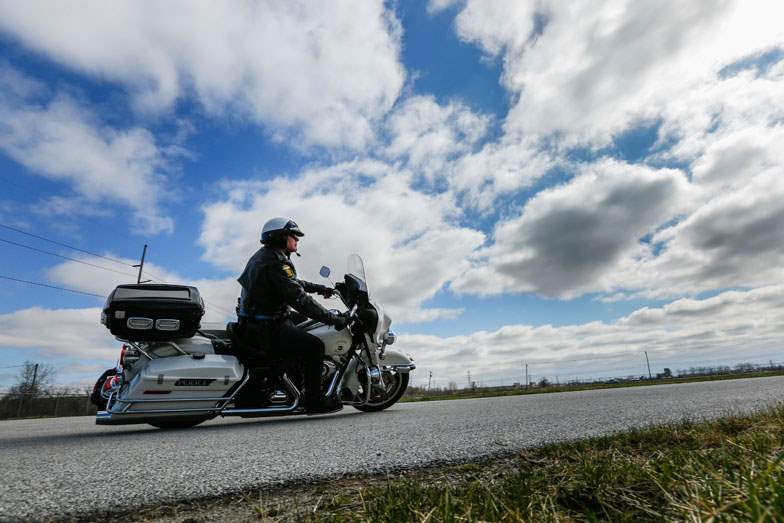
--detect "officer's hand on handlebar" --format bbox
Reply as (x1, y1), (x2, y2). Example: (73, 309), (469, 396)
(329, 311), (350, 331)
(316, 284), (336, 298)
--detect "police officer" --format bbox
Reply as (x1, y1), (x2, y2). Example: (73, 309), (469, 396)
(237, 217), (348, 414)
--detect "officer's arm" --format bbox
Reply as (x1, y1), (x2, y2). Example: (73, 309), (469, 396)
(299, 279), (334, 297)
(299, 279), (322, 294)
(271, 263), (334, 323)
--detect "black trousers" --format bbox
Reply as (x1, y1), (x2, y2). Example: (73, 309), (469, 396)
(272, 319), (325, 408)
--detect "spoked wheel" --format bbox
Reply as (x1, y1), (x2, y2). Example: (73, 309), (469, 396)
(352, 371), (409, 412)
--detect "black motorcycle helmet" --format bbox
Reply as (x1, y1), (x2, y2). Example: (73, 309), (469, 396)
(260, 217), (304, 248)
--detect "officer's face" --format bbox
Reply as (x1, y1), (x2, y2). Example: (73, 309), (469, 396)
(286, 234), (299, 253)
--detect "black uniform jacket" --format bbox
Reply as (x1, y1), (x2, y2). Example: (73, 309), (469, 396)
(237, 246), (332, 323)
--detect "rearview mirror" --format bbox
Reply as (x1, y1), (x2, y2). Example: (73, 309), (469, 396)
(319, 266), (331, 278)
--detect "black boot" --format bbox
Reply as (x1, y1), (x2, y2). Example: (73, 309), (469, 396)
(306, 395), (343, 415)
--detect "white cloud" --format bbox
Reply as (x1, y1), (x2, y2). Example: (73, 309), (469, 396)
(199, 159), (484, 323)
(0, 0), (405, 150)
(452, 160), (689, 298)
(450, 138), (554, 212)
(452, 0), (784, 148)
(427, 0), (461, 14)
(401, 284), (784, 386)
(0, 307), (116, 360)
(429, 1), (784, 302)
(382, 95), (490, 180)
(0, 82), (177, 234)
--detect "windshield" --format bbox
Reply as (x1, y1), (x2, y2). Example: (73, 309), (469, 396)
(347, 254), (368, 293)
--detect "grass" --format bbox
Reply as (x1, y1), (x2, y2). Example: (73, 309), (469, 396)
(298, 404), (784, 522)
(401, 370), (784, 403)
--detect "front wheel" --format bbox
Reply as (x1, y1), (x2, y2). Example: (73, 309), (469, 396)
(352, 372), (409, 412)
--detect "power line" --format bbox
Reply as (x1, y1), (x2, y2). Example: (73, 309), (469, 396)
(0, 223), (234, 315)
(0, 275), (104, 298)
(0, 222), (132, 267)
(0, 237), (139, 278)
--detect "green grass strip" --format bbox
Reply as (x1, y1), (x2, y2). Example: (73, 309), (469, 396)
(303, 404), (784, 522)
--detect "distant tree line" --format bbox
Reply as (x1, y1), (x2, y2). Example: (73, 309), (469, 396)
(0, 362), (98, 420)
(676, 361), (783, 377)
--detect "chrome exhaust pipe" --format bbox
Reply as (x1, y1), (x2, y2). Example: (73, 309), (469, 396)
(221, 375), (302, 416)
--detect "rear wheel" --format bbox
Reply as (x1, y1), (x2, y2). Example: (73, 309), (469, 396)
(148, 417), (211, 430)
(352, 371), (409, 412)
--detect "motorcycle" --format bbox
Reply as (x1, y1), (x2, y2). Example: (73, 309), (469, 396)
(92, 254), (415, 429)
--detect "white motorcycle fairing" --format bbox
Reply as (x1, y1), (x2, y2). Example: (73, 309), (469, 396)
(379, 349), (415, 372)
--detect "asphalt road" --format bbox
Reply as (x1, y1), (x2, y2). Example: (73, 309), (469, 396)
(1, 376), (783, 521)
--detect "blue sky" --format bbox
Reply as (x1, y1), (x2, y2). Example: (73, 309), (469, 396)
(1, 0), (783, 389)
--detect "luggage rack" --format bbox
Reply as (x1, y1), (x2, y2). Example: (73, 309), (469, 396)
(118, 338), (191, 359)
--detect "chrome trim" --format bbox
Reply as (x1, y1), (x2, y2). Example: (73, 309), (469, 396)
(267, 389), (289, 403)
(222, 375), (302, 415)
(115, 395), (232, 404)
(158, 341), (188, 356)
(127, 317), (154, 330)
(115, 406), (224, 414)
(121, 340), (153, 360)
(364, 367), (372, 404)
(324, 365), (343, 398)
(219, 371), (252, 409)
(382, 364), (416, 373)
(382, 331), (396, 346)
(155, 319), (181, 331)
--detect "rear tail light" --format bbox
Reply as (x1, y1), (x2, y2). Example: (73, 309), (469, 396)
(119, 344), (140, 368)
(101, 375), (121, 398)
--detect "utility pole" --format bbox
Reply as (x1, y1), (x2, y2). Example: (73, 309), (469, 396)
(31, 363), (38, 393)
(525, 363), (528, 390)
(133, 244), (152, 284)
(17, 363), (38, 418)
(467, 370), (471, 389)
(427, 371), (432, 392)
(645, 351), (652, 379)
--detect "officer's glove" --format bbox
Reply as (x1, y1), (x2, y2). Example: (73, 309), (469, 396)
(328, 312), (350, 331)
(319, 286), (336, 298)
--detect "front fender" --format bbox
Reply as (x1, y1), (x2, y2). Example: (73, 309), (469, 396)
(379, 349), (415, 373)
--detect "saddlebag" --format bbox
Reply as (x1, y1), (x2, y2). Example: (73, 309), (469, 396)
(101, 284), (205, 341)
(119, 354), (244, 413)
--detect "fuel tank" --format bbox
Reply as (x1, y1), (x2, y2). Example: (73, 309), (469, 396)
(307, 323), (353, 358)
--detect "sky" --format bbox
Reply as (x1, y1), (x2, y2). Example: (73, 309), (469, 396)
(0, 0), (783, 390)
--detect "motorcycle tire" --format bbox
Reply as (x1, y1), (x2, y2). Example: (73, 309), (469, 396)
(148, 417), (211, 430)
(353, 372), (409, 412)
